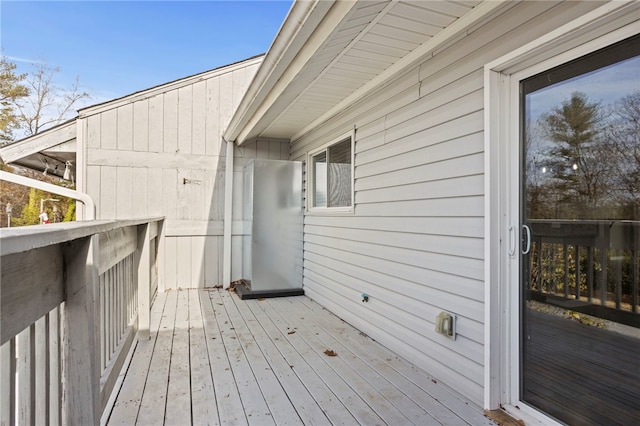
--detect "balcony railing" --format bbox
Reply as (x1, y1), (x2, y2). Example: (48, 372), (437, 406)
(0, 218), (164, 425)
(525, 220), (639, 325)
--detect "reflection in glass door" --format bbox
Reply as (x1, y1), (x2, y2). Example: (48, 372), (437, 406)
(521, 35), (640, 425)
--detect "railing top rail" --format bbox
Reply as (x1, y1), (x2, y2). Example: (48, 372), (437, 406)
(0, 217), (164, 256)
(527, 219), (640, 224)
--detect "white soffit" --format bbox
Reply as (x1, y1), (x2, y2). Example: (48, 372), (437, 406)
(233, 0), (490, 144)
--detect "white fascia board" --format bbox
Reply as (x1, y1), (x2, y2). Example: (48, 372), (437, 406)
(43, 139), (77, 154)
(78, 56), (264, 118)
(0, 120), (76, 164)
(227, 1), (358, 145)
(224, 0), (324, 144)
(290, 0), (514, 142)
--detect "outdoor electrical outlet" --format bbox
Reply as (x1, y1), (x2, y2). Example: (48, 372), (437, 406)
(435, 311), (456, 340)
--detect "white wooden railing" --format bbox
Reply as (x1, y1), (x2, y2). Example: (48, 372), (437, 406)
(0, 218), (164, 425)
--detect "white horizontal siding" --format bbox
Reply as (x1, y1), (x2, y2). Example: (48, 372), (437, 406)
(82, 59), (290, 288)
(292, 0), (605, 406)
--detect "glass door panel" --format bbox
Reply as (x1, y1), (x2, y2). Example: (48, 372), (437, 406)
(521, 35), (640, 425)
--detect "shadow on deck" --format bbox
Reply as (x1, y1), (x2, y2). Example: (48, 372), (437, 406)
(106, 289), (493, 425)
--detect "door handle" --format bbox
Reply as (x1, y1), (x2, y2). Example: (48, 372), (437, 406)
(522, 224), (531, 255)
(509, 225), (516, 257)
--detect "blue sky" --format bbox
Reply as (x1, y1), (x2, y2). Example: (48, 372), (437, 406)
(2, 1), (293, 105)
(526, 56), (640, 122)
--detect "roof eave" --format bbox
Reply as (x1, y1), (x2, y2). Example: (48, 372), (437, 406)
(224, 0), (358, 145)
(0, 119), (77, 164)
(226, 0), (517, 145)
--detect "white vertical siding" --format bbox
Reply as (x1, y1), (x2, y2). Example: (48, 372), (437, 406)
(290, 1), (604, 405)
(81, 58), (286, 288)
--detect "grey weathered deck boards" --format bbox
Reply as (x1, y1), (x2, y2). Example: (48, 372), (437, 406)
(106, 289), (492, 425)
(188, 289), (219, 425)
(293, 296), (495, 426)
(164, 289), (192, 425)
(107, 289), (166, 425)
(136, 289), (178, 424)
(199, 289), (246, 426)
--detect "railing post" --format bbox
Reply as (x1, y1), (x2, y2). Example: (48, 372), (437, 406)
(137, 224), (151, 340)
(61, 235), (100, 425)
(157, 220), (166, 293)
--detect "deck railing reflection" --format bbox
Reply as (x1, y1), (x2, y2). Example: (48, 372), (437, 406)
(525, 220), (639, 324)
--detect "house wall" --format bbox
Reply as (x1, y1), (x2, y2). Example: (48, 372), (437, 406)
(80, 59), (289, 288)
(290, 1), (604, 405)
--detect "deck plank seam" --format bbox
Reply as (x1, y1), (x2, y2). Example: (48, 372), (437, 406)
(223, 290), (307, 425)
(244, 295), (355, 425)
(277, 296), (440, 426)
(293, 296), (490, 425)
(255, 295), (387, 425)
(233, 294), (335, 425)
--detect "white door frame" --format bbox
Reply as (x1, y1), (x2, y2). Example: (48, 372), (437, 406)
(483, 2), (640, 424)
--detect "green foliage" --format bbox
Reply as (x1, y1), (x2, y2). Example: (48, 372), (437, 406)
(7, 183), (75, 227)
(0, 56), (29, 144)
(12, 187), (41, 226)
(63, 201), (76, 222)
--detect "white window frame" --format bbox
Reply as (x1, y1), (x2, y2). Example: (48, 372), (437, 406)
(307, 130), (355, 214)
(484, 3), (639, 425)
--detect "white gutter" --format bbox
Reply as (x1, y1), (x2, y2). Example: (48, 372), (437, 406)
(222, 139), (234, 289)
(0, 170), (96, 220)
(223, 0), (334, 144)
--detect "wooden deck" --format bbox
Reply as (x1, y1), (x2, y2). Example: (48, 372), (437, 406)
(105, 288), (494, 425)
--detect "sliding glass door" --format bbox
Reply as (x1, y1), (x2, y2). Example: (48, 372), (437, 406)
(520, 35), (640, 425)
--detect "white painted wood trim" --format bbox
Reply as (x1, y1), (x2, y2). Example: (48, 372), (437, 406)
(98, 226), (137, 275)
(234, 1), (358, 144)
(0, 245), (65, 345)
(137, 224), (151, 340)
(306, 130), (355, 214)
(0, 120), (75, 163)
(77, 118), (87, 220)
(0, 218), (163, 256)
(483, 67), (503, 411)
(0, 170), (95, 221)
(223, 140), (234, 288)
(157, 220), (166, 292)
(224, 0), (331, 143)
(62, 235), (100, 425)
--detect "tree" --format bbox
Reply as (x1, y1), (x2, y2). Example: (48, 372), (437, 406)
(607, 90), (640, 219)
(0, 56), (29, 144)
(541, 92), (613, 218)
(0, 162), (76, 227)
(0, 60), (86, 226)
(15, 61), (90, 137)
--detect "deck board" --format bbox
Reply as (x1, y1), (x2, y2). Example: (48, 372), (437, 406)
(164, 289), (192, 425)
(188, 289), (219, 425)
(200, 290), (247, 425)
(218, 290), (304, 426)
(106, 289), (492, 425)
(293, 297), (494, 426)
(136, 289), (177, 424)
(107, 289), (167, 425)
